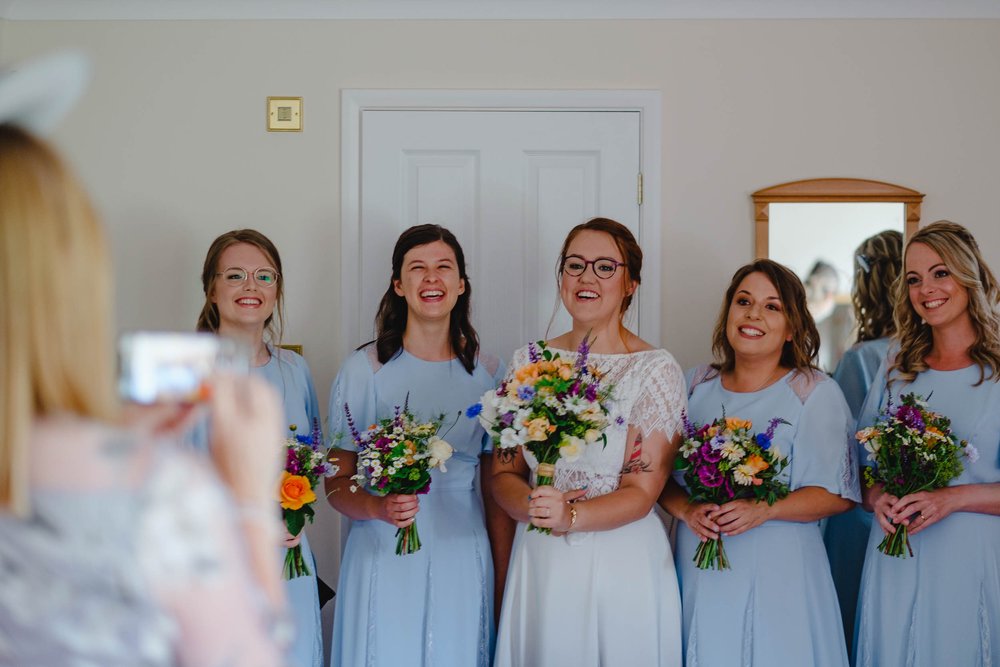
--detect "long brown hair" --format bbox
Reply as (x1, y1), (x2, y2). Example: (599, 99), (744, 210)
(852, 229), (903, 343)
(0, 125), (118, 514)
(711, 259), (819, 374)
(371, 224), (479, 374)
(197, 229), (284, 344)
(891, 220), (1000, 385)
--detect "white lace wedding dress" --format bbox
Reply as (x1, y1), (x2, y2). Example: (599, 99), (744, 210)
(494, 346), (686, 667)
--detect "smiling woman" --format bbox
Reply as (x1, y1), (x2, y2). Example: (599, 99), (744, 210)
(659, 258), (859, 667)
(325, 223), (512, 667)
(196, 229), (325, 667)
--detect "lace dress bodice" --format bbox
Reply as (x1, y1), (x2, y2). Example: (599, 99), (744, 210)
(509, 345), (686, 500)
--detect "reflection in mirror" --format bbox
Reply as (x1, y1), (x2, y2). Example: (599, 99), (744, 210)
(769, 203), (904, 372)
(752, 178), (924, 373)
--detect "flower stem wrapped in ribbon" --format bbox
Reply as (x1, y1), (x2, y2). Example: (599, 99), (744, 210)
(471, 336), (613, 535)
(675, 411), (790, 570)
(857, 392), (975, 558)
(345, 399), (455, 555)
(280, 420), (339, 579)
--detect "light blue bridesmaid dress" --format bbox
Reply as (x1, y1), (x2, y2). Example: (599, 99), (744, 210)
(854, 363), (1000, 667)
(328, 345), (504, 667)
(258, 347), (324, 667)
(675, 366), (860, 667)
(189, 346), (324, 667)
(825, 337), (888, 662)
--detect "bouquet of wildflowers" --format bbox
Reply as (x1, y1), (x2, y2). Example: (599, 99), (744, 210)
(471, 337), (613, 534)
(675, 413), (790, 570)
(279, 420), (339, 579)
(856, 392), (976, 558)
(345, 401), (453, 555)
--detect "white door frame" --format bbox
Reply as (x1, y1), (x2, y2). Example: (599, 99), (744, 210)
(341, 89), (663, 357)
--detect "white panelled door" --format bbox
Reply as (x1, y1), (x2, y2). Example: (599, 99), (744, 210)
(356, 108), (642, 363)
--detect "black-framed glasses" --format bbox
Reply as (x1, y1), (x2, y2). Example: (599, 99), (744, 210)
(216, 266), (280, 287)
(561, 255), (625, 279)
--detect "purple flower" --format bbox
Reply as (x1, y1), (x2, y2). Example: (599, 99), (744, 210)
(723, 477), (734, 499)
(344, 403), (361, 443)
(615, 415), (625, 426)
(697, 465), (724, 488)
(286, 448), (302, 474)
(499, 412), (515, 428)
(894, 405), (925, 431)
(700, 442), (723, 464)
(517, 385), (536, 401)
(569, 380), (581, 396)
(584, 385), (598, 402)
(575, 336), (591, 372)
(528, 341), (540, 363)
(466, 403), (483, 418)
(681, 410), (697, 438)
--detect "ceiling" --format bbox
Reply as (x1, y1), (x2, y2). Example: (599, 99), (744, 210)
(2, 0), (999, 21)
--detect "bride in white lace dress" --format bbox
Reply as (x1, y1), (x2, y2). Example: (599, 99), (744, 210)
(493, 218), (685, 667)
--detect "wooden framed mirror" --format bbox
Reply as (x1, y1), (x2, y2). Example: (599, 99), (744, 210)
(751, 177), (924, 372)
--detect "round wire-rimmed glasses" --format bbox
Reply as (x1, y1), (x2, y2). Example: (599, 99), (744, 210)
(561, 255), (625, 279)
(216, 266), (280, 287)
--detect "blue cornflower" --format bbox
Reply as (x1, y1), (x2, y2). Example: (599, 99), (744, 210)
(755, 432), (771, 450)
(466, 403), (483, 419)
(517, 385), (536, 401)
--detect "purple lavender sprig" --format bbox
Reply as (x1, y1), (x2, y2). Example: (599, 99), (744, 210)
(528, 341), (540, 363)
(344, 402), (361, 444)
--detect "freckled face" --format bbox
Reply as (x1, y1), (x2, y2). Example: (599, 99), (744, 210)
(393, 240), (465, 323)
(559, 230), (635, 327)
(725, 271), (790, 364)
(211, 243), (278, 330)
(905, 242), (970, 331)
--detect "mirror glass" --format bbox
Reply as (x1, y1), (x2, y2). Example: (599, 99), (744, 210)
(768, 202), (905, 373)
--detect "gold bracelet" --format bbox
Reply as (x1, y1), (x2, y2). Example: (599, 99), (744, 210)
(568, 504), (578, 532)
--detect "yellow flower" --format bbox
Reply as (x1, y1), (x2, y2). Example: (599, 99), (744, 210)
(279, 472), (317, 510)
(725, 417), (753, 431)
(557, 364), (574, 380)
(525, 417), (554, 441)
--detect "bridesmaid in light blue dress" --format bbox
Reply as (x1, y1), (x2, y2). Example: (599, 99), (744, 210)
(825, 229), (902, 660)
(854, 221), (1000, 666)
(197, 230), (324, 667)
(661, 260), (859, 667)
(325, 224), (512, 667)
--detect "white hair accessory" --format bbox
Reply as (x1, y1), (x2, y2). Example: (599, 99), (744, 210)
(0, 51), (90, 134)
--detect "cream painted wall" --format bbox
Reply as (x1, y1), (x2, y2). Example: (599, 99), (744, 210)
(3, 17), (1000, 586)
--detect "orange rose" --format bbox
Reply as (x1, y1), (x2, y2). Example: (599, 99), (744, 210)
(279, 472), (317, 510)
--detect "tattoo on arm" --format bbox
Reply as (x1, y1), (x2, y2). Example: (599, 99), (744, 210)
(621, 433), (651, 475)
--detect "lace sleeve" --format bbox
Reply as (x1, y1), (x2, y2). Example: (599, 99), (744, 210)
(628, 351), (688, 440)
(136, 446), (288, 667)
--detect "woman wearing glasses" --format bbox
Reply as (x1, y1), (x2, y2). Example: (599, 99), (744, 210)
(325, 224), (512, 667)
(197, 229), (324, 667)
(492, 217), (685, 666)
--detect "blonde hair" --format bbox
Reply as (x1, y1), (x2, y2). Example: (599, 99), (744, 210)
(0, 125), (118, 514)
(852, 229), (903, 343)
(891, 220), (1000, 385)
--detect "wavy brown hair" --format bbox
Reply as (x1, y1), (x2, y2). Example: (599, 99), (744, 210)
(197, 229), (284, 345)
(711, 259), (820, 374)
(890, 220), (1000, 385)
(852, 229), (903, 343)
(370, 224), (478, 374)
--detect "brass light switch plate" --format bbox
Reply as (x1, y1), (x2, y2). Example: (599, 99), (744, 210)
(267, 97), (302, 132)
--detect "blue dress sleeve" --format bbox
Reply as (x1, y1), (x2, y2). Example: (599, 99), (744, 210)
(328, 347), (378, 452)
(288, 351), (322, 437)
(855, 355), (891, 469)
(833, 346), (871, 421)
(791, 377), (862, 502)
